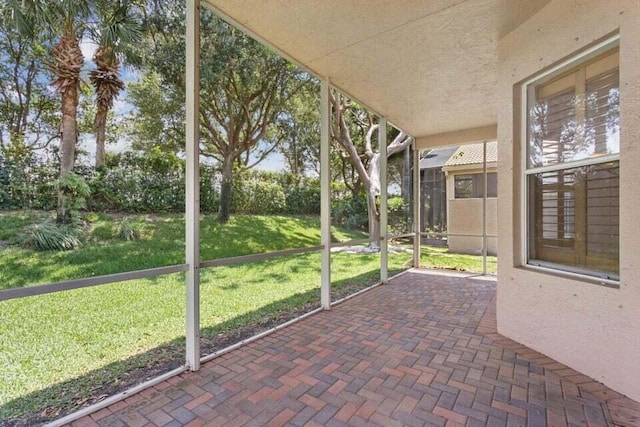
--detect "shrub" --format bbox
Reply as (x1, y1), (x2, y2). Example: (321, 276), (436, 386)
(56, 172), (91, 211)
(0, 149), (322, 217)
(17, 222), (83, 251)
(116, 217), (144, 241)
(332, 193), (368, 231)
(388, 196), (411, 235)
(233, 179), (286, 215)
(285, 184), (320, 215)
(0, 152), (8, 206)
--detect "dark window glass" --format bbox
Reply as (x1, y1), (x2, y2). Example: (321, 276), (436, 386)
(454, 173), (497, 198)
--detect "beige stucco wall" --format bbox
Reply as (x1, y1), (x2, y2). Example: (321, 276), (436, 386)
(497, 0), (640, 401)
(445, 167), (498, 255)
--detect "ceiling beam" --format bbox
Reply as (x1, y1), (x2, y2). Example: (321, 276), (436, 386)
(415, 125), (497, 150)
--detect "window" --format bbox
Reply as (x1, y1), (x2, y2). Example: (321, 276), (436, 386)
(524, 43), (619, 280)
(454, 173), (497, 198)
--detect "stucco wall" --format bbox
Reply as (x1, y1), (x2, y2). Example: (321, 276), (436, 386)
(445, 168), (498, 255)
(497, 0), (640, 401)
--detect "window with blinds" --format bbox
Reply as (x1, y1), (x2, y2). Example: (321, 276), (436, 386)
(525, 46), (620, 280)
(454, 173), (497, 198)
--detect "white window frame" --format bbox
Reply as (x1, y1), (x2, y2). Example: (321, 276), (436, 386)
(520, 34), (620, 284)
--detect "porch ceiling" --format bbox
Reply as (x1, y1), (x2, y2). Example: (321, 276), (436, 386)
(203, 0), (551, 138)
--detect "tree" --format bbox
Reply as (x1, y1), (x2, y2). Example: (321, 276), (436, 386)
(127, 70), (185, 155)
(142, 3), (310, 223)
(330, 90), (412, 248)
(89, 0), (142, 167)
(277, 85), (320, 179)
(0, 15), (58, 152)
(5, 0), (92, 222)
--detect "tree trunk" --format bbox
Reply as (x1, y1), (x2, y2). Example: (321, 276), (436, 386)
(94, 106), (108, 167)
(367, 189), (381, 248)
(402, 147), (412, 205)
(217, 154), (234, 224)
(367, 152), (382, 248)
(58, 83), (79, 223)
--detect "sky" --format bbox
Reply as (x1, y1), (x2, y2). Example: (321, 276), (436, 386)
(77, 40), (285, 172)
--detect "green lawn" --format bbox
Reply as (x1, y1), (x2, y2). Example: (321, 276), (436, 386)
(0, 211), (491, 423)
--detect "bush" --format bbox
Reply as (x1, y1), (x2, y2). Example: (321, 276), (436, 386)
(87, 151), (185, 213)
(116, 217), (144, 241)
(233, 178), (286, 215)
(56, 172), (91, 210)
(17, 222), (83, 251)
(0, 152), (8, 206)
(0, 149), (322, 217)
(284, 184), (320, 215)
(332, 192), (368, 231)
(388, 196), (411, 235)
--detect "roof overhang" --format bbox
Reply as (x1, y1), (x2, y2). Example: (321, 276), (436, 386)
(203, 0), (552, 140)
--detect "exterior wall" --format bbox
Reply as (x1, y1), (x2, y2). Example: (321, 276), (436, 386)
(497, 0), (640, 401)
(445, 167), (498, 255)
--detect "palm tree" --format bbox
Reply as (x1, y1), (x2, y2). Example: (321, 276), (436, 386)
(90, 0), (142, 167)
(5, 0), (92, 222)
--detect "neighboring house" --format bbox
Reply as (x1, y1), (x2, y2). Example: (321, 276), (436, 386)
(419, 146), (456, 238)
(420, 142), (497, 255)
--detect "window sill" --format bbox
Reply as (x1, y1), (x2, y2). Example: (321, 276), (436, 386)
(516, 264), (620, 290)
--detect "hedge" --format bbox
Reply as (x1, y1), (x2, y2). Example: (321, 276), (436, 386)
(0, 150), (322, 216)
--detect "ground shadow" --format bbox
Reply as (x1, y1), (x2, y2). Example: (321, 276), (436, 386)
(0, 267), (404, 427)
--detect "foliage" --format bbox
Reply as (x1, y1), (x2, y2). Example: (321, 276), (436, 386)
(116, 217), (143, 241)
(0, 21), (58, 151)
(88, 150), (186, 213)
(232, 179), (286, 215)
(56, 172), (91, 212)
(277, 84), (320, 177)
(127, 71), (184, 154)
(285, 185), (321, 215)
(0, 143), (58, 210)
(16, 221), (82, 251)
(0, 151), (8, 205)
(332, 192), (369, 231)
(139, 3), (311, 222)
(0, 150), (324, 216)
(388, 196), (411, 235)
(329, 90), (413, 245)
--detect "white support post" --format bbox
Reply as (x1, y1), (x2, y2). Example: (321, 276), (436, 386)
(185, 0), (201, 371)
(413, 143), (421, 268)
(482, 140), (488, 275)
(379, 118), (388, 283)
(320, 79), (331, 309)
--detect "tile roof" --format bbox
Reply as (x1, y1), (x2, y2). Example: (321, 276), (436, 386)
(419, 146), (459, 170)
(444, 141), (497, 167)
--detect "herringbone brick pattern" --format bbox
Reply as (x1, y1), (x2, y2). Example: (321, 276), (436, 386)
(71, 270), (640, 427)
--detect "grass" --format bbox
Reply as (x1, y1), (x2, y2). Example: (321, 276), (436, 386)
(419, 245), (497, 274)
(0, 210), (489, 423)
(0, 212), (335, 289)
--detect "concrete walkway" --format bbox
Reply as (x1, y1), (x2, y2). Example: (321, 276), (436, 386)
(71, 270), (639, 427)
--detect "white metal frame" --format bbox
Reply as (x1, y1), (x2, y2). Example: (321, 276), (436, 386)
(185, 0), (201, 371)
(482, 141), (488, 275)
(379, 118), (388, 283)
(320, 79), (332, 309)
(2, 4), (429, 425)
(413, 142), (421, 267)
(519, 34), (620, 283)
(0, 264), (188, 302)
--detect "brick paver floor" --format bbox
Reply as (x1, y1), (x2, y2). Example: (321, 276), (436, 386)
(72, 270), (640, 427)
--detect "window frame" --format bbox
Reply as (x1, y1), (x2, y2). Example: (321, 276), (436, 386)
(520, 35), (620, 284)
(454, 173), (497, 199)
